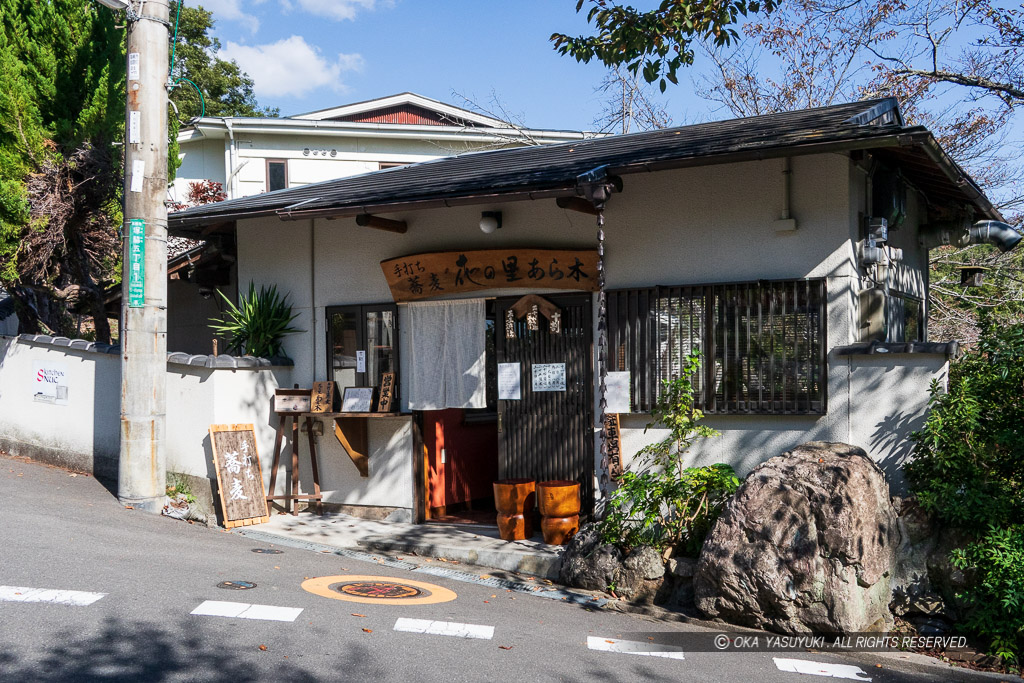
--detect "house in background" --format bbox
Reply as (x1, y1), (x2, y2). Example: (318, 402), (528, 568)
(171, 92), (595, 203)
(166, 92), (594, 354)
(164, 97), (1018, 525)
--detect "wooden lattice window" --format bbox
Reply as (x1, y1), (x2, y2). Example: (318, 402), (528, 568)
(607, 279), (827, 415)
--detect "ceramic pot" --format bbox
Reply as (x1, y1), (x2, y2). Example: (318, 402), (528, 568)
(537, 480), (581, 545)
(493, 478), (535, 541)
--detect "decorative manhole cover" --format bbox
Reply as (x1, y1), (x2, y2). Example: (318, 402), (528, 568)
(301, 575), (457, 605)
(251, 548), (284, 554)
(335, 581), (423, 599)
(217, 580), (256, 590)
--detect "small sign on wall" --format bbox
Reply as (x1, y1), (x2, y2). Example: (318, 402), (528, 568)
(532, 363), (566, 392)
(377, 372), (396, 412)
(33, 361), (68, 405)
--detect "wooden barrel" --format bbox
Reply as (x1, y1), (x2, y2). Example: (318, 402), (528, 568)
(493, 478), (535, 541)
(537, 480), (580, 545)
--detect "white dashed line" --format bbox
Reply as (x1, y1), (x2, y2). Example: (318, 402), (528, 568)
(773, 657), (872, 681)
(191, 600), (303, 622)
(0, 585), (106, 606)
(393, 618), (494, 640)
(587, 636), (686, 659)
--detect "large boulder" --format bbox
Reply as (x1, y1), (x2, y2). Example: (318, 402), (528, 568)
(694, 442), (899, 634)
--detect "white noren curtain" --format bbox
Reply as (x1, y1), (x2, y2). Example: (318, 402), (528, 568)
(406, 299), (486, 410)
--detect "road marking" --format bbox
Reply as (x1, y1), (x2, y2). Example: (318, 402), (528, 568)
(773, 658), (872, 681)
(302, 575), (457, 605)
(191, 600), (303, 622)
(394, 618), (494, 640)
(0, 585), (105, 606)
(587, 636), (686, 659)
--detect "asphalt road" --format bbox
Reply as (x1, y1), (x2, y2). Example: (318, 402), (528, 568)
(0, 455), (1005, 683)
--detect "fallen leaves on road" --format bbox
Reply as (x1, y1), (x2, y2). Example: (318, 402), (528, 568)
(124, 505), (133, 509)
(483, 600), (489, 603)
(351, 613), (366, 618)
(499, 646), (513, 650)
(362, 628), (373, 633)
(258, 645), (268, 651)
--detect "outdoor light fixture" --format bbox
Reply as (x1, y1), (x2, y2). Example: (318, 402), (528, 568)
(95, 0), (131, 9)
(479, 211), (502, 234)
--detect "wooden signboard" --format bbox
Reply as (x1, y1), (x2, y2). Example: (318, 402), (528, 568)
(311, 381), (336, 413)
(209, 424), (269, 528)
(274, 387), (311, 413)
(603, 413), (624, 481)
(377, 372), (395, 412)
(381, 248), (599, 302)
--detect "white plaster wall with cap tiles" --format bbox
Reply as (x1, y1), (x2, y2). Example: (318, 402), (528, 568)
(233, 151), (938, 505)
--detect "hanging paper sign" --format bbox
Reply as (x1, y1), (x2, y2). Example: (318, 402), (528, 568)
(497, 362), (521, 400)
(532, 363), (566, 392)
(127, 218), (146, 308)
(356, 350), (366, 373)
(381, 249), (599, 302)
(606, 371), (631, 413)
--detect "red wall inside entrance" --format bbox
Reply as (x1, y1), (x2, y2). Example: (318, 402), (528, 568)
(423, 409), (498, 510)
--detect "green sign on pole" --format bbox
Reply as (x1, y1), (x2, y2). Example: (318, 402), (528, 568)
(128, 218), (145, 308)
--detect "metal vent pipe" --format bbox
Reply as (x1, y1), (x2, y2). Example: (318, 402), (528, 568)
(969, 220), (1022, 253)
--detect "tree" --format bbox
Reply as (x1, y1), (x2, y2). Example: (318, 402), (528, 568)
(593, 67), (674, 134)
(0, 0), (124, 341)
(168, 6), (278, 120)
(551, 0), (778, 91)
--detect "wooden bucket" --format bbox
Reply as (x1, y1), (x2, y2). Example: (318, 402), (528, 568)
(493, 478), (535, 541)
(537, 480), (580, 545)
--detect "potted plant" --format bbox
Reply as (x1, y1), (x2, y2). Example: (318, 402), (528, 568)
(209, 282), (302, 359)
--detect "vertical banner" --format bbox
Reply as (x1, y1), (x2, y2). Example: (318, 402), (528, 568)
(128, 218), (146, 308)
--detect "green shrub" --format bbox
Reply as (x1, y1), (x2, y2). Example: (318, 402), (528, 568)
(907, 316), (1024, 661)
(209, 282), (301, 359)
(600, 352), (740, 555)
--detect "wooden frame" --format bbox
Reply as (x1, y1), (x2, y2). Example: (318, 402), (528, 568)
(209, 423), (269, 528)
(266, 158), (288, 192)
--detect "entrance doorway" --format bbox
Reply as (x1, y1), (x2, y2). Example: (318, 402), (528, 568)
(496, 294), (594, 514)
(419, 294), (594, 524)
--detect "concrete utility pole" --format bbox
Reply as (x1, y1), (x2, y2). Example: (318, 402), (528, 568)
(118, 0), (171, 512)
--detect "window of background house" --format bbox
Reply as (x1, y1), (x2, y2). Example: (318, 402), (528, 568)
(326, 304), (399, 406)
(267, 160), (288, 192)
(378, 162), (407, 170)
(886, 292), (924, 343)
(608, 279), (827, 415)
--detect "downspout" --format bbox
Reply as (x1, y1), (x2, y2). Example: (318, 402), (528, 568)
(309, 219), (316, 384)
(224, 118), (239, 200)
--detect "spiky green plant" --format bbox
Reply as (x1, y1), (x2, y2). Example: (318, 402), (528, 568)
(209, 282), (301, 358)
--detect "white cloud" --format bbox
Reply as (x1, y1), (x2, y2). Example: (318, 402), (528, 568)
(188, 0), (263, 34)
(289, 0), (385, 21)
(220, 36), (364, 99)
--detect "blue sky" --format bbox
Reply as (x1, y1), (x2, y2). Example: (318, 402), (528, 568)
(188, 0), (693, 130)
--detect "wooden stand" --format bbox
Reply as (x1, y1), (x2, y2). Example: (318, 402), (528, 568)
(266, 413), (324, 516)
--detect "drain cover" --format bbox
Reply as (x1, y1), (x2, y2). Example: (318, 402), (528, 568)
(251, 548), (284, 554)
(217, 580), (256, 590)
(334, 581), (423, 599)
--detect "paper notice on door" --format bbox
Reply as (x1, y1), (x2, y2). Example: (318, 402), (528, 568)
(532, 363), (566, 392)
(356, 350), (366, 373)
(605, 371), (631, 413)
(497, 362), (521, 400)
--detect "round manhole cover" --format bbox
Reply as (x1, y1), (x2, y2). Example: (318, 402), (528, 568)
(217, 580), (257, 590)
(251, 548), (284, 554)
(334, 581), (423, 599)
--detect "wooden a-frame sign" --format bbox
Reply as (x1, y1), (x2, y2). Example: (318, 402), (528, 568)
(209, 423), (269, 528)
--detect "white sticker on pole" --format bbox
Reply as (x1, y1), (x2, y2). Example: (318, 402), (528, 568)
(130, 159), (145, 193)
(128, 52), (140, 81)
(356, 350), (366, 373)
(497, 362), (521, 400)
(128, 111), (141, 144)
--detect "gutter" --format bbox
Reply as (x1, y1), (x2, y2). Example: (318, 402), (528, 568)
(905, 131), (1002, 221)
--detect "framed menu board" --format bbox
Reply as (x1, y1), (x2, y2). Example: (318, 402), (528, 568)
(209, 424), (269, 528)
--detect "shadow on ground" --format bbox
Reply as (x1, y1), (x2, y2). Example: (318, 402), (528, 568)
(0, 616), (382, 683)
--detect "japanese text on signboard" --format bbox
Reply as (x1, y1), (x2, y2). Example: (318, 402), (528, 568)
(380, 249), (599, 302)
